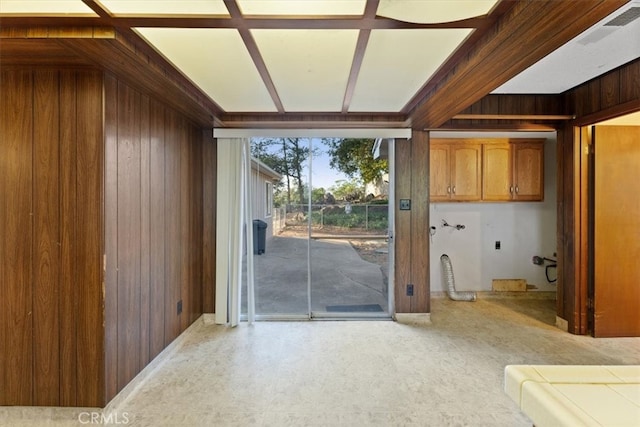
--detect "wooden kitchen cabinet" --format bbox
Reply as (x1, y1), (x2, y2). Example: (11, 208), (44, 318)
(430, 140), (481, 201)
(512, 142), (544, 200)
(482, 143), (512, 201)
(482, 140), (544, 201)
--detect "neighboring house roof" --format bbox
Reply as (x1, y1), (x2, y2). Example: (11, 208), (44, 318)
(251, 157), (282, 181)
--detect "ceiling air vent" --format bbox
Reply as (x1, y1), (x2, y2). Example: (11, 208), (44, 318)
(604, 7), (640, 26)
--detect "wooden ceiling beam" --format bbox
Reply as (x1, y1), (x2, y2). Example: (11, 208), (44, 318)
(0, 15), (490, 31)
(219, 111), (408, 128)
(58, 36), (219, 126)
(452, 114), (574, 121)
(81, 0), (112, 19)
(409, 0), (628, 130)
(341, 0), (378, 114)
(224, 0), (284, 113)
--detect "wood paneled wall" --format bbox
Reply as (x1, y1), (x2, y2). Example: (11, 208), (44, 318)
(556, 58), (640, 333)
(439, 94), (564, 129)
(0, 69), (104, 406)
(103, 74), (208, 403)
(202, 133), (217, 313)
(567, 59), (640, 123)
(394, 132), (430, 313)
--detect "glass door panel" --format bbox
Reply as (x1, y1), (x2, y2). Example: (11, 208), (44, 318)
(247, 138), (310, 318)
(309, 138), (391, 317)
(245, 137), (393, 319)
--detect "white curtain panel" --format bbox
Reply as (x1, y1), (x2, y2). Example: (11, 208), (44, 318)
(215, 138), (255, 326)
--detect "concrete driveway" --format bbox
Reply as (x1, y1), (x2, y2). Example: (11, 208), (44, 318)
(242, 233), (389, 316)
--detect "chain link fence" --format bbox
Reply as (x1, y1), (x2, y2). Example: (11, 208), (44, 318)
(282, 203), (389, 231)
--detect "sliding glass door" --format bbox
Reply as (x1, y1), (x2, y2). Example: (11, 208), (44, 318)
(247, 137), (393, 319)
(309, 138), (392, 318)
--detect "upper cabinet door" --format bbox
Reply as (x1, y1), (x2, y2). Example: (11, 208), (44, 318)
(428, 138), (544, 203)
(429, 143), (451, 201)
(482, 143), (512, 201)
(451, 144), (481, 201)
(513, 143), (544, 201)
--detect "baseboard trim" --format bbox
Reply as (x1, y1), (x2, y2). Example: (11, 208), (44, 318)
(203, 313), (216, 325)
(555, 316), (569, 332)
(0, 315), (208, 423)
(394, 313), (431, 325)
(104, 314), (206, 413)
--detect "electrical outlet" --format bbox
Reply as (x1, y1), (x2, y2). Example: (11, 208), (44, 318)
(495, 241), (501, 250)
(177, 300), (183, 315)
(406, 284), (414, 296)
(399, 199), (411, 210)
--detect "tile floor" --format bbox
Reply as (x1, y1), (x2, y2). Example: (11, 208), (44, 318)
(2, 295), (639, 427)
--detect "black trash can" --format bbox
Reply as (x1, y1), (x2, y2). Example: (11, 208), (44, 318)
(253, 219), (267, 255)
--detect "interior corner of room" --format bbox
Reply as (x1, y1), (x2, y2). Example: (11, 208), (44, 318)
(0, 0), (639, 412)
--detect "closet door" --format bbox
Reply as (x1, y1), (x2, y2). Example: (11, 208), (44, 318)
(592, 125), (640, 337)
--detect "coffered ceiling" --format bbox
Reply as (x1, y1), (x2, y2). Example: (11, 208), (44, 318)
(0, 0), (636, 128)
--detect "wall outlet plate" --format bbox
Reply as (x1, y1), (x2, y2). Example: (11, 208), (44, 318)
(406, 284), (414, 296)
(399, 199), (411, 210)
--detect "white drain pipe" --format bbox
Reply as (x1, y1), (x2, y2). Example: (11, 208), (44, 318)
(440, 254), (476, 302)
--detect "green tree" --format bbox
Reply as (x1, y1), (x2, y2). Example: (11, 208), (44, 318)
(329, 178), (364, 202)
(325, 138), (388, 185)
(311, 187), (326, 204)
(251, 137), (317, 206)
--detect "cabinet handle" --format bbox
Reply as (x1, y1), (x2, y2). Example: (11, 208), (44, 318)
(447, 186), (451, 194)
(509, 186), (513, 193)
(452, 186), (456, 194)
(515, 185), (519, 194)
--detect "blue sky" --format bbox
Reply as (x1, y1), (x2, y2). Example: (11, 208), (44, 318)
(252, 138), (350, 191)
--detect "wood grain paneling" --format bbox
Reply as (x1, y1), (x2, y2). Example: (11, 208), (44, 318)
(190, 127), (204, 324)
(600, 70), (620, 111)
(180, 119), (191, 332)
(410, 1), (626, 129)
(33, 69), (61, 406)
(557, 58), (640, 335)
(59, 70), (78, 406)
(116, 81), (142, 391)
(0, 69), (34, 405)
(75, 71), (105, 407)
(1, 66), (209, 406)
(440, 94), (565, 130)
(148, 99), (167, 359)
(103, 77), (207, 402)
(394, 132), (431, 313)
(394, 138), (412, 313)
(139, 94), (151, 368)
(410, 131), (430, 313)
(202, 134), (217, 313)
(103, 73), (119, 402)
(164, 109), (182, 344)
(620, 60), (640, 103)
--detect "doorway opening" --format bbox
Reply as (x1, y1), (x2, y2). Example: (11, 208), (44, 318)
(575, 111), (640, 337)
(242, 136), (395, 320)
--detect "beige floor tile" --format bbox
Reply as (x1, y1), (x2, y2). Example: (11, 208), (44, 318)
(2, 297), (639, 427)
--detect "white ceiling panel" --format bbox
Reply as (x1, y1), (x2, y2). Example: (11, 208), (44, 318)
(136, 28), (276, 112)
(252, 29), (358, 112)
(377, 0), (498, 24)
(0, 0), (96, 15)
(350, 29), (471, 112)
(237, 0), (366, 16)
(99, 0), (229, 15)
(493, 1), (640, 94)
